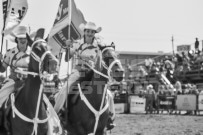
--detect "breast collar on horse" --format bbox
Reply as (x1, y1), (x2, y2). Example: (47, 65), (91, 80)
(77, 46), (122, 135)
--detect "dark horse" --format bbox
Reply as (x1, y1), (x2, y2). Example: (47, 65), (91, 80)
(65, 46), (124, 135)
(1, 39), (58, 135)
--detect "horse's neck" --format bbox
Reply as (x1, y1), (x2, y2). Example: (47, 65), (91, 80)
(17, 75), (43, 114)
(85, 71), (108, 108)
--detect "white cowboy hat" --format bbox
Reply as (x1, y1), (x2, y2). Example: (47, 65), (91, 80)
(79, 22), (102, 33)
(148, 84), (153, 89)
(13, 26), (28, 38)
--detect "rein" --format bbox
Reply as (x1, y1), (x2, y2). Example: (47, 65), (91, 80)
(10, 39), (53, 135)
(82, 47), (122, 82)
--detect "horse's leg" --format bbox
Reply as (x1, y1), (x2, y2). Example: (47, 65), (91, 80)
(96, 129), (108, 135)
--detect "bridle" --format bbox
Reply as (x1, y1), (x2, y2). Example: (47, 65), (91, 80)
(11, 39), (57, 135)
(30, 39), (58, 79)
(85, 46), (123, 83)
(101, 47), (123, 81)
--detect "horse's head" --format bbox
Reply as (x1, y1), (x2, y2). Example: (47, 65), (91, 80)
(29, 39), (58, 77)
(99, 45), (124, 82)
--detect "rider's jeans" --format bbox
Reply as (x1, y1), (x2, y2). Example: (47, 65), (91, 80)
(0, 78), (15, 108)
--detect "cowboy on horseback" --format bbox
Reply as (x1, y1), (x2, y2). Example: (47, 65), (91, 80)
(0, 26), (30, 108)
(54, 22), (116, 130)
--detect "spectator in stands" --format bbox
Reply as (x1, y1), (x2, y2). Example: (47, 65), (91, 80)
(174, 81), (182, 114)
(157, 85), (166, 114)
(174, 81), (182, 94)
(158, 85), (165, 95)
(199, 89), (203, 95)
(151, 63), (159, 74)
(159, 63), (166, 75)
(145, 84), (156, 114)
(183, 83), (193, 115)
(190, 84), (199, 115)
(195, 38), (200, 54)
(168, 84), (175, 96)
(165, 84), (172, 96)
(183, 84), (190, 94)
(166, 84), (175, 114)
(175, 53), (183, 65)
(188, 50), (195, 62)
(139, 66), (148, 77)
(138, 85), (145, 97)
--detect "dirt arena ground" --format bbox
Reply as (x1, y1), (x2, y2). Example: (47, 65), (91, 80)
(110, 113), (203, 135)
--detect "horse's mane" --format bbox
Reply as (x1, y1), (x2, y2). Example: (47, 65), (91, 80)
(94, 49), (103, 72)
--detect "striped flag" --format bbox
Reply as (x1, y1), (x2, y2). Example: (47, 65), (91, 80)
(2, 0), (28, 36)
(48, 0), (86, 57)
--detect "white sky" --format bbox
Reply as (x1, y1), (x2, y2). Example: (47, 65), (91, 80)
(1, 0), (203, 53)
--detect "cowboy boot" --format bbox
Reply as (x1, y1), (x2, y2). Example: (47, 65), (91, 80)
(106, 112), (116, 130)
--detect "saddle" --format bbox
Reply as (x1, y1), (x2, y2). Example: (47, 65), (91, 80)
(0, 79), (25, 133)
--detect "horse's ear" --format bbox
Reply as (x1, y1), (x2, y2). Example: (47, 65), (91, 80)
(34, 28), (45, 41)
(26, 33), (33, 47)
(111, 42), (115, 50)
(98, 45), (106, 51)
(45, 34), (49, 42)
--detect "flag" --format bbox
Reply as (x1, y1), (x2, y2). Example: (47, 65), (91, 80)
(43, 95), (65, 135)
(48, 0), (86, 57)
(2, 0), (9, 22)
(2, 0), (28, 36)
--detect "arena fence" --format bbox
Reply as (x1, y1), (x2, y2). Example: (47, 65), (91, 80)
(114, 94), (203, 114)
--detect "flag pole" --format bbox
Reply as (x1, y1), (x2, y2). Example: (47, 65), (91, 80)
(65, 0), (72, 129)
(1, 34), (4, 54)
(1, 1), (8, 54)
(67, 0), (72, 74)
(5, 40), (8, 77)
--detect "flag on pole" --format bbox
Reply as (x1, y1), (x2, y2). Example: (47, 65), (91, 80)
(2, 0), (28, 36)
(48, 0), (86, 57)
(2, 0), (10, 21)
(0, 1), (4, 35)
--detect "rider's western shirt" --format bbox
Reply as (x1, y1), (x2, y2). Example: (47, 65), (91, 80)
(3, 46), (30, 80)
(72, 36), (106, 68)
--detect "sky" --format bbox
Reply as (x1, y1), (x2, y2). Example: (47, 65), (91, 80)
(1, 0), (203, 53)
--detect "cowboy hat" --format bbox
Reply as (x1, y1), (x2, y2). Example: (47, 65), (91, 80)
(13, 26), (28, 38)
(79, 22), (102, 33)
(147, 84), (153, 89)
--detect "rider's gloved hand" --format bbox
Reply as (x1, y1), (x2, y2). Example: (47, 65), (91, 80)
(65, 39), (73, 49)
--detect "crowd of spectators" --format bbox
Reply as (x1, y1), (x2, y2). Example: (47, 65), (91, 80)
(122, 38), (203, 115)
(134, 38), (203, 84)
(130, 82), (202, 115)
